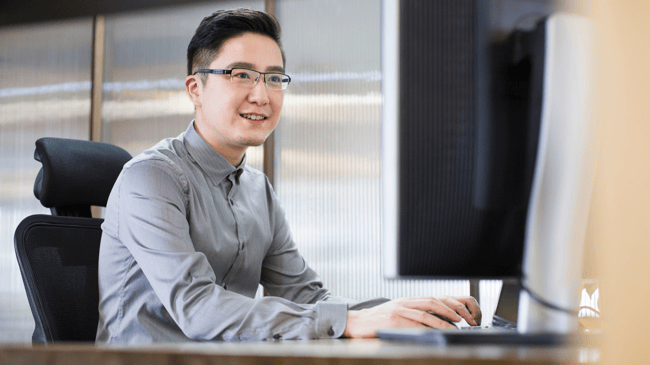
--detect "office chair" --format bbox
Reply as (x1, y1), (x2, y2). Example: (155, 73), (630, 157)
(14, 137), (131, 343)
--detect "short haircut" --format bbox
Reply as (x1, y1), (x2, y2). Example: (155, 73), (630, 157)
(187, 8), (286, 85)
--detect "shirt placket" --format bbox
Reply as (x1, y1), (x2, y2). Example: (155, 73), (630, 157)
(221, 171), (246, 290)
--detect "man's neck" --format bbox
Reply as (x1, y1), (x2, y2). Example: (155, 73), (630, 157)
(193, 120), (246, 166)
(212, 145), (246, 167)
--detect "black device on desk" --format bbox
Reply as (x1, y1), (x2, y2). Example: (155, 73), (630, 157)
(380, 0), (596, 344)
(377, 283), (554, 345)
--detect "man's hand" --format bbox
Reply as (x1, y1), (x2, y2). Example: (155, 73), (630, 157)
(342, 296), (481, 339)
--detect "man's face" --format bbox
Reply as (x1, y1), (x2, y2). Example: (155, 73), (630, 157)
(188, 32), (285, 164)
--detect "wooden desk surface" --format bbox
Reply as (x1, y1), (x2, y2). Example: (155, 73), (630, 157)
(0, 338), (600, 365)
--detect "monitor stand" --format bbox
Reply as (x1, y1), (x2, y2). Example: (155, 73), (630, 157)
(516, 13), (596, 337)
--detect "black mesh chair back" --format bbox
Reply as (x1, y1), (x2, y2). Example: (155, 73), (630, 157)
(15, 215), (103, 342)
(14, 138), (131, 343)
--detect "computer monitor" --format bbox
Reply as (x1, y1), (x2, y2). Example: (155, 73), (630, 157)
(381, 0), (596, 335)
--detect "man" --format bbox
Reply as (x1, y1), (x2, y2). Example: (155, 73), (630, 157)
(96, 8), (481, 343)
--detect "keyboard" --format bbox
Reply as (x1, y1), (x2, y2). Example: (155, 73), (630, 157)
(456, 315), (516, 330)
(376, 316), (571, 345)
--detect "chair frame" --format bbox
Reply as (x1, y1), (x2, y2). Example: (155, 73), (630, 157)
(15, 214), (103, 343)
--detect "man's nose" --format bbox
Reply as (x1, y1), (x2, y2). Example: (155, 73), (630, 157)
(248, 77), (270, 105)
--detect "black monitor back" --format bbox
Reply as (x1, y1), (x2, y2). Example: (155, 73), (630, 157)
(382, 0), (545, 278)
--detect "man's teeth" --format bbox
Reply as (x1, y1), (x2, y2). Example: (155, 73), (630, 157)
(241, 114), (267, 121)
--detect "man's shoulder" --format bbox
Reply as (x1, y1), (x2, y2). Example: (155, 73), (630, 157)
(118, 135), (193, 191)
(242, 165), (271, 186)
(242, 164), (265, 177)
(126, 135), (188, 170)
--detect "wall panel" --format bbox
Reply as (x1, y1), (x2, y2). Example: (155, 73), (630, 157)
(0, 18), (94, 342)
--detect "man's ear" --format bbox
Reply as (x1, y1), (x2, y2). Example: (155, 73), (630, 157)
(185, 75), (202, 108)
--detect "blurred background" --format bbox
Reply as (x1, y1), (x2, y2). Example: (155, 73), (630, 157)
(0, 0), (587, 342)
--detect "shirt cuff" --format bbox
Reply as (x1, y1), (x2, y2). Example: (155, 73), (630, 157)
(314, 301), (348, 338)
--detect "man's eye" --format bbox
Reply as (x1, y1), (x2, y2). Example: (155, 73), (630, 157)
(233, 71), (251, 79)
(268, 75), (282, 83)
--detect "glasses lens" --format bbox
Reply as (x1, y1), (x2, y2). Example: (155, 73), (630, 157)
(230, 69), (258, 86)
(230, 69), (289, 89)
(265, 74), (290, 90)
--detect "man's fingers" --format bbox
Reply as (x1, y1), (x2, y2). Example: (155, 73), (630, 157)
(344, 297), (481, 339)
(452, 296), (482, 325)
(439, 296), (478, 326)
(392, 315), (432, 329)
(461, 297), (482, 325)
(398, 298), (462, 323)
(398, 296), (482, 326)
(396, 307), (457, 329)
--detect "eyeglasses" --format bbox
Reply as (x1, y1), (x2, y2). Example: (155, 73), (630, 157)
(193, 68), (291, 90)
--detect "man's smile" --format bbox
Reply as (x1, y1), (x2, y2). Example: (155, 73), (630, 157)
(240, 113), (268, 121)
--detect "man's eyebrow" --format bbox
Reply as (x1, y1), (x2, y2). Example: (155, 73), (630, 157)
(226, 62), (285, 73)
(265, 65), (286, 73)
(226, 62), (254, 70)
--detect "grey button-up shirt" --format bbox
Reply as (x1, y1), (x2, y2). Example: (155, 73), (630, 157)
(96, 122), (352, 343)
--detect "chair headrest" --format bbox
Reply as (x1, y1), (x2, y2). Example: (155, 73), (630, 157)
(33, 138), (132, 210)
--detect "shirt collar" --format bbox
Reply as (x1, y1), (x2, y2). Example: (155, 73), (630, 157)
(183, 121), (246, 186)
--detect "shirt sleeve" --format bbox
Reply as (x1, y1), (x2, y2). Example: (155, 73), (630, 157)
(113, 158), (348, 341)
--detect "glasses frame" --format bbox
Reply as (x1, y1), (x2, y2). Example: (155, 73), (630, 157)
(193, 68), (291, 90)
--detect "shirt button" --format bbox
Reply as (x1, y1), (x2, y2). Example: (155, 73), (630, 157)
(241, 243), (245, 250)
(273, 334), (282, 340)
(327, 327), (335, 337)
(229, 199), (234, 205)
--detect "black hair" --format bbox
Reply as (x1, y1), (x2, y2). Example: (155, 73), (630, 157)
(187, 8), (285, 84)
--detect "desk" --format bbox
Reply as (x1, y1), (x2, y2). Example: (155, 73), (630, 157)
(0, 338), (600, 365)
